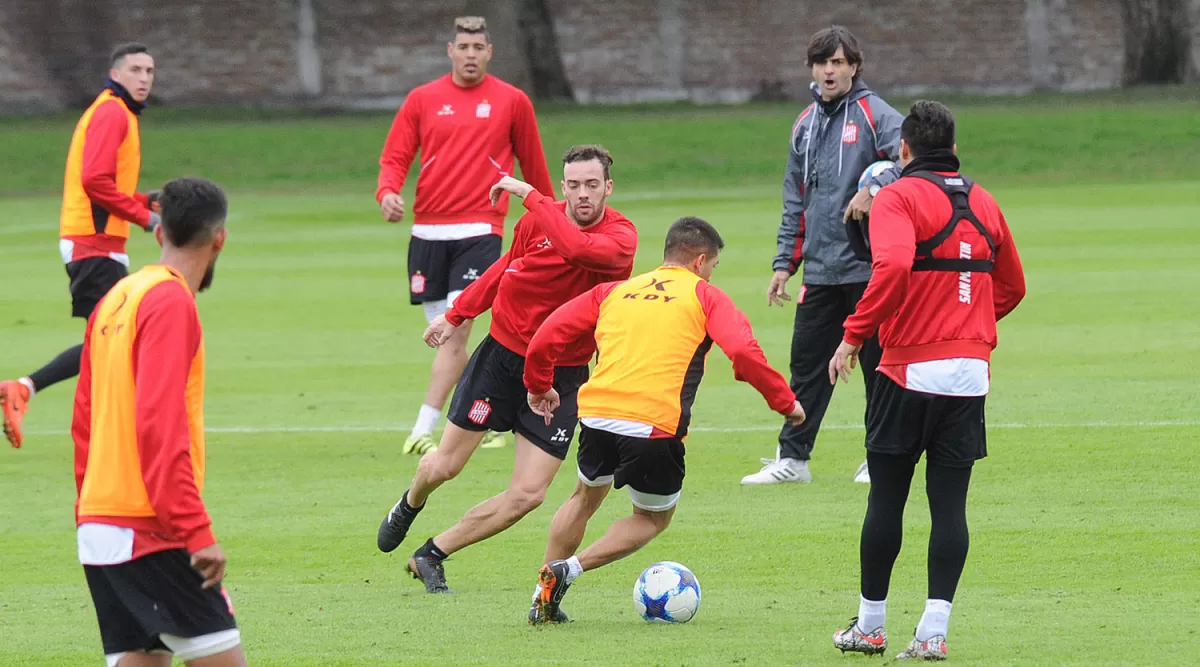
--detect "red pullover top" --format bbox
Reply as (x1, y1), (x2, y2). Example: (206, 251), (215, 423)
(445, 190), (638, 365)
(843, 171), (1026, 387)
(376, 74), (555, 235)
(74, 271), (214, 560)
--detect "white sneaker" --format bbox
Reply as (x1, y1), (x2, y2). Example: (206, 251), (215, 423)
(741, 457), (811, 485)
(853, 460), (871, 484)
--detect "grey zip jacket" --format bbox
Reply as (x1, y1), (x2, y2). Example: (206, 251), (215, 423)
(773, 80), (903, 285)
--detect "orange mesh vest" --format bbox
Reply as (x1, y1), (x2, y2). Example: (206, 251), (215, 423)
(60, 91), (142, 239)
(77, 266), (206, 518)
(579, 266), (712, 438)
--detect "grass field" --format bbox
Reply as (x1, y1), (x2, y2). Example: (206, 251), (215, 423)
(2, 92), (1200, 665)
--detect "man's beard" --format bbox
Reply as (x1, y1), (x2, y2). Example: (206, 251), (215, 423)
(199, 258), (217, 292)
(570, 199), (604, 226)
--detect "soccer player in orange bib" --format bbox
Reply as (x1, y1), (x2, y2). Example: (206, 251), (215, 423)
(521, 217), (806, 623)
(72, 178), (248, 666)
(2, 43), (161, 449)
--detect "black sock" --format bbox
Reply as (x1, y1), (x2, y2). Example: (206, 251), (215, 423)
(28, 345), (84, 393)
(400, 490), (423, 515)
(416, 538), (448, 561)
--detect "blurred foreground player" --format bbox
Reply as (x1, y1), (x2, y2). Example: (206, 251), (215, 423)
(828, 102), (1025, 660)
(523, 217), (805, 624)
(2, 43), (162, 449)
(375, 146), (637, 596)
(375, 16), (555, 455)
(73, 178), (247, 666)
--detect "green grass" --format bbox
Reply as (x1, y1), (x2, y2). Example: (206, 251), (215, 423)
(0, 88), (1197, 197)
(2, 97), (1200, 665)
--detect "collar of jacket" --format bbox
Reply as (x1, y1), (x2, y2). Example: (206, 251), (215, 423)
(104, 79), (147, 116)
(810, 78), (872, 116)
(901, 149), (961, 176)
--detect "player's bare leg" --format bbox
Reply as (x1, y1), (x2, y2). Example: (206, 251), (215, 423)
(377, 423), (486, 553)
(577, 506), (675, 571)
(431, 433), (562, 555)
(112, 652), (171, 667)
(405, 319), (473, 455)
(533, 506), (675, 625)
(544, 480), (610, 562)
(183, 644), (249, 667)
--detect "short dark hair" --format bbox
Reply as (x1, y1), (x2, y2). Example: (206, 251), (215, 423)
(110, 43), (150, 68)
(563, 144), (614, 181)
(806, 26), (863, 80)
(664, 216), (724, 264)
(901, 101), (956, 157)
(159, 177), (228, 247)
(454, 16), (490, 42)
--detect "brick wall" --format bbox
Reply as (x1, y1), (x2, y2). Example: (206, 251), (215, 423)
(0, 0), (1194, 112)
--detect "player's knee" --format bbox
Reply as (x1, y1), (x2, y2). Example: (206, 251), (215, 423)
(506, 486), (546, 516)
(420, 451), (463, 484)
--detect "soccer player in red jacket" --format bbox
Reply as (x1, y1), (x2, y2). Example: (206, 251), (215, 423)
(828, 101), (1026, 661)
(375, 16), (555, 456)
(375, 145), (637, 597)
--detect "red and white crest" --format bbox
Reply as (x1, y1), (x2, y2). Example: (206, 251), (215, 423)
(411, 272), (426, 294)
(842, 122), (859, 144)
(468, 400), (492, 425)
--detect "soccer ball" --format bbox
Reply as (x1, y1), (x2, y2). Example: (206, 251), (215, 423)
(633, 561), (701, 623)
(857, 160), (895, 191)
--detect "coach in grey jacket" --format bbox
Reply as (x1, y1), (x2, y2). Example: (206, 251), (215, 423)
(742, 26), (903, 486)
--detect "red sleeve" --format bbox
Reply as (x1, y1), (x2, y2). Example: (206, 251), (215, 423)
(511, 92), (555, 200)
(843, 188), (915, 346)
(697, 282), (795, 415)
(133, 282), (215, 553)
(990, 209), (1026, 321)
(522, 191), (637, 274)
(81, 101), (152, 227)
(523, 283), (616, 394)
(72, 312), (98, 494)
(446, 221), (528, 325)
(376, 92), (422, 203)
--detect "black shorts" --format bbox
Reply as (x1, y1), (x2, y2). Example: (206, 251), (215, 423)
(66, 257), (128, 318)
(447, 335), (589, 460)
(576, 425), (687, 511)
(84, 549), (238, 656)
(866, 375), (987, 468)
(407, 235), (502, 305)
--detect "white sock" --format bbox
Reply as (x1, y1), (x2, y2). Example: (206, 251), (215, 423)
(857, 596), (887, 633)
(916, 599), (952, 641)
(411, 404), (440, 438)
(18, 377), (36, 398)
(565, 556), (583, 584)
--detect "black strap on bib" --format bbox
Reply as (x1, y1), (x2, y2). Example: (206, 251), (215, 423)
(907, 171), (995, 273)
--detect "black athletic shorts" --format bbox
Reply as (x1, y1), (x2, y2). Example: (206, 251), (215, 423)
(866, 375), (987, 468)
(576, 425), (686, 505)
(407, 235), (502, 304)
(447, 334), (588, 460)
(66, 257), (128, 318)
(84, 549), (238, 656)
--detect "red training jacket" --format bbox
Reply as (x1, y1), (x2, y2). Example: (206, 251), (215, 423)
(843, 171), (1026, 378)
(445, 190), (637, 365)
(73, 281), (214, 559)
(376, 74), (555, 235)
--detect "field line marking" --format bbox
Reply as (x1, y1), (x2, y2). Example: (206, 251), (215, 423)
(24, 419), (1200, 437)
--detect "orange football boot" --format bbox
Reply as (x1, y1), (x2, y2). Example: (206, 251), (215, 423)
(0, 380), (31, 448)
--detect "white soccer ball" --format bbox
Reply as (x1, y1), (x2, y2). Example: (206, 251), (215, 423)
(858, 160), (896, 191)
(633, 561), (701, 624)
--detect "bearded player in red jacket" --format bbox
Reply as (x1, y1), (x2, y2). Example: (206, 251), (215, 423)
(828, 101), (1026, 661)
(376, 16), (555, 456)
(375, 145), (637, 601)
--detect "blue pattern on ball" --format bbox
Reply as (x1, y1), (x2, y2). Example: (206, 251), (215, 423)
(636, 561), (701, 623)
